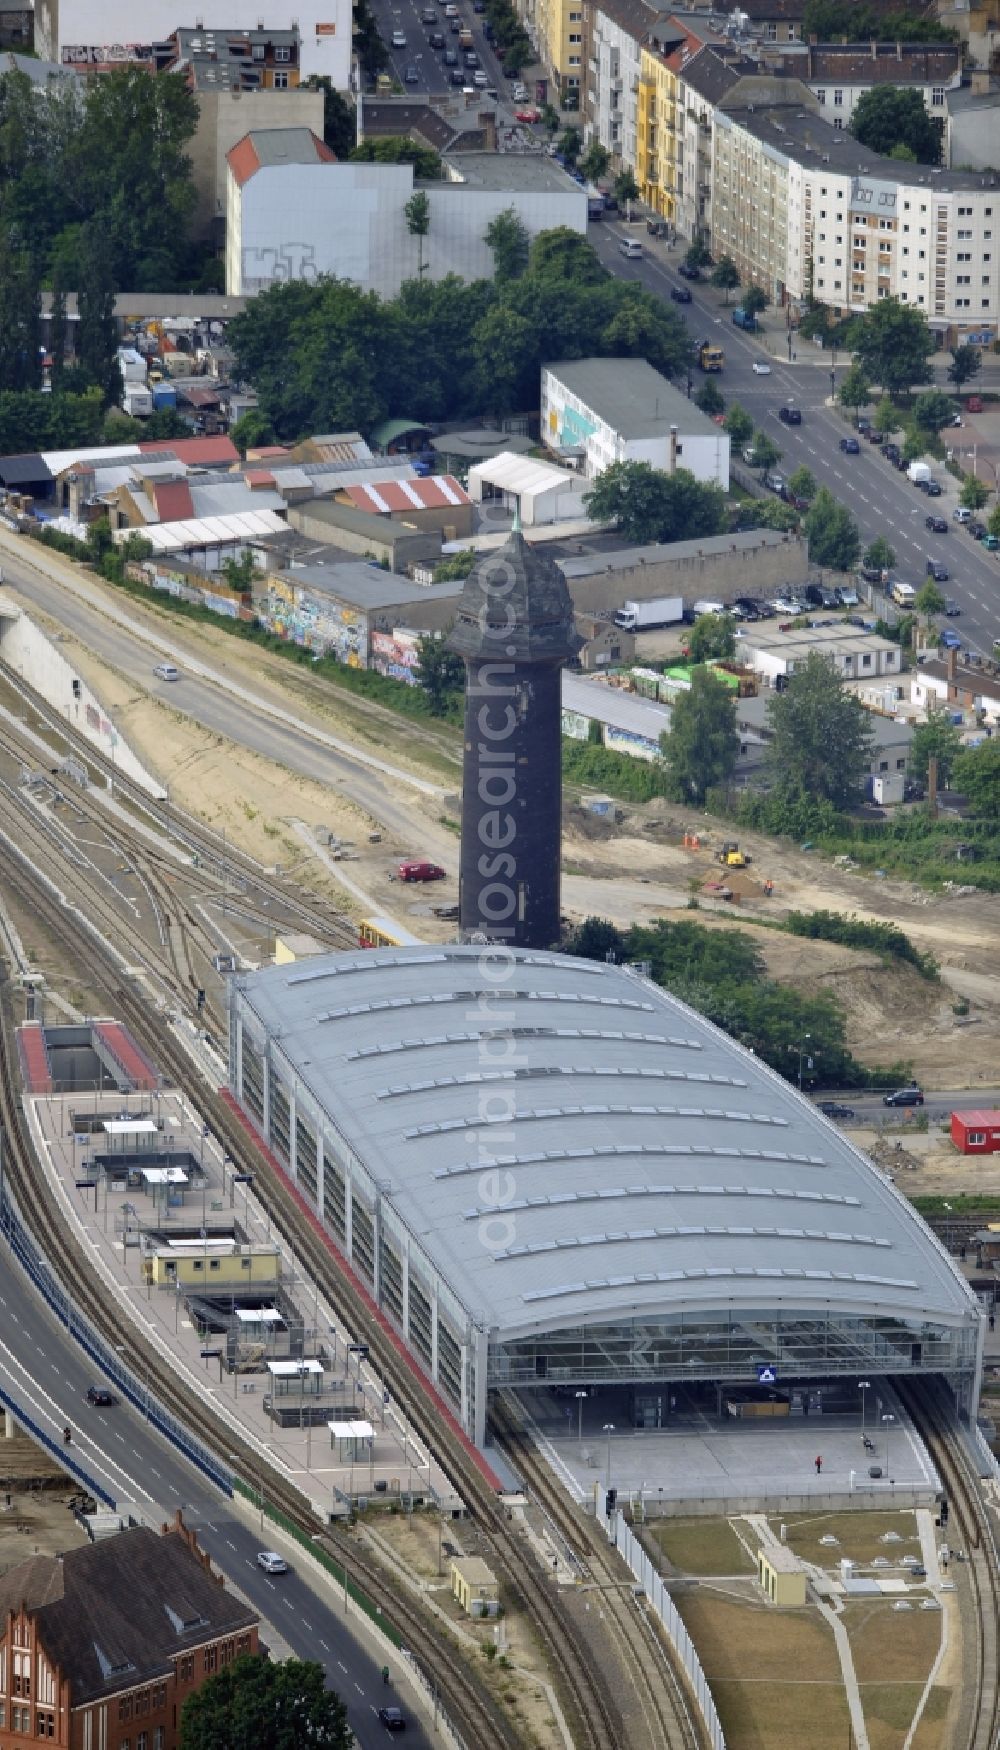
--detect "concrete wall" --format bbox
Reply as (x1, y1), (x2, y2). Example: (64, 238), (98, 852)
(191, 86), (326, 239)
(0, 603), (166, 797)
(286, 502), (441, 570)
(230, 159), (587, 298)
(562, 534), (810, 616)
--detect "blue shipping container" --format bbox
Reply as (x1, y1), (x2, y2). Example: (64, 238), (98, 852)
(152, 385), (177, 409)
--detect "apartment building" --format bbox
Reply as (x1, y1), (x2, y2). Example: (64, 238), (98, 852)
(797, 41), (962, 122)
(637, 22), (719, 224)
(541, 356), (731, 484)
(532, 0), (587, 103)
(585, 0), (671, 168)
(712, 102), (1000, 334)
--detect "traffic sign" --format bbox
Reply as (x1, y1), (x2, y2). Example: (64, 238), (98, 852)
(757, 1364), (778, 1384)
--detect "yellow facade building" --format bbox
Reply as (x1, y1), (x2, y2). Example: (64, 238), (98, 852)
(757, 1544), (807, 1607)
(637, 47), (677, 222)
(533, 0), (586, 106)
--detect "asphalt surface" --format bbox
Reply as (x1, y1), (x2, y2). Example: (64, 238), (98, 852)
(371, 0), (514, 102)
(0, 1243), (430, 1747)
(588, 217), (1000, 659)
(813, 1087), (1000, 1125)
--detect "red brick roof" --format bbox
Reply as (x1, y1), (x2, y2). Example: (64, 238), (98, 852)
(138, 436), (239, 466)
(227, 133), (262, 188)
(342, 475), (471, 515)
(151, 479), (195, 522)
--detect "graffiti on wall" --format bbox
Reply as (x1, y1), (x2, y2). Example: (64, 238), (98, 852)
(370, 626), (421, 686)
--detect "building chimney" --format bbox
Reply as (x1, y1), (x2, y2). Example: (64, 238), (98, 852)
(946, 645), (958, 684)
(971, 68), (991, 96)
(669, 424), (678, 473)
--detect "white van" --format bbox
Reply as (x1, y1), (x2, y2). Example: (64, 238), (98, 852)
(618, 238), (643, 258)
(691, 599), (726, 617)
(153, 662), (180, 681)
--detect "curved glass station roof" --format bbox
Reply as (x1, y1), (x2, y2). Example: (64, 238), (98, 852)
(234, 946), (979, 1343)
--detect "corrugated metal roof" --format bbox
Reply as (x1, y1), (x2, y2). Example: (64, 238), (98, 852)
(117, 509), (287, 553)
(342, 475), (470, 515)
(469, 452), (587, 499)
(232, 948), (978, 1341)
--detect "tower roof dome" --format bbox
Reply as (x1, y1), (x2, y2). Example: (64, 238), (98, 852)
(447, 530), (583, 666)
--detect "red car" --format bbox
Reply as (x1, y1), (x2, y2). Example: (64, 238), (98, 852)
(515, 106), (541, 122)
(966, 396), (984, 412)
(398, 861), (446, 882)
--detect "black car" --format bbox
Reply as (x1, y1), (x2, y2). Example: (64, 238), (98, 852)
(443, 46), (457, 61)
(925, 515), (948, 533)
(968, 520), (986, 540)
(677, 261), (700, 280)
(733, 596), (765, 619)
(839, 436), (860, 454)
(404, 64), (419, 81)
(883, 1086), (925, 1107)
(945, 599), (961, 616)
(804, 584), (840, 609)
(449, 16), (461, 29)
(464, 49), (478, 64)
(450, 65), (465, 80)
(430, 30), (445, 45)
(86, 1386), (115, 1406)
(926, 559), (949, 582)
(924, 481), (942, 497)
(778, 405), (802, 425)
(669, 284), (692, 303)
(378, 1709), (407, 1733)
(818, 1102), (856, 1120)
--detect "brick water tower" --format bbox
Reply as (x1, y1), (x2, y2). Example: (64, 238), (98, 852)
(447, 520), (582, 948)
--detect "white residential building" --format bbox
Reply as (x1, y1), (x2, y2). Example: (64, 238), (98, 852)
(585, 0), (666, 168)
(740, 623), (903, 685)
(540, 357), (730, 485)
(34, 0), (353, 86)
(226, 132), (587, 299)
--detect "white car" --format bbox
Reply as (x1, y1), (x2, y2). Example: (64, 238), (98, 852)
(770, 595), (805, 615)
(473, 68), (488, 84)
(751, 360), (771, 375)
(256, 1550), (289, 1574)
(153, 663), (179, 681)
(512, 81), (528, 99)
(391, 28), (407, 45)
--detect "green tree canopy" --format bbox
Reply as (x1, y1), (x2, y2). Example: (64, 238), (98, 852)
(788, 465), (817, 503)
(837, 362), (871, 419)
(803, 487), (860, 571)
(952, 740), (1000, 813)
(765, 650), (875, 807)
(960, 474), (990, 510)
(613, 167), (639, 211)
(741, 284), (769, 319)
(912, 389), (957, 432)
(308, 79), (356, 157)
(484, 207), (530, 282)
(659, 667), (738, 802)
(852, 298), (936, 397)
(695, 378), (725, 417)
(685, 237), (711, 270)
(404, 189), (431, 277)
(558, 126), (582, 164)
(687, 612), (736, 664)
(989, 502), (1000, 539)
(803, 0), (955, 37)
(850, 85), (943, 165)
(915, 578), (946, 620)
(723, 402), (754, 448)
(180, 1657), (351, 1750)
(746, 430), (781, 471)
(948, 344), (981, 390)
(874, 395), (898, 435)
(710, 257), (740, 302)
(909, 715), (964, 787)
(579, 139), (610, 183)
(230, 409), (274, 454)
(863, 534), (896, 573)
(415, 632), (464, 714)
(583, 462), (726, 544)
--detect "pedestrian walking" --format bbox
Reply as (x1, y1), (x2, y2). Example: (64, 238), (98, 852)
(815, 1454), (823, 1475)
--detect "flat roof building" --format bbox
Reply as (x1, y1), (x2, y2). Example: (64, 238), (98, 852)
(229, 946), (982, 1445)
(541, 358), (731, 486)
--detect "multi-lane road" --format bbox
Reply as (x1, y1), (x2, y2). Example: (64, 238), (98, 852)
(589, 219), (1000, 657)
(369, 0), (513, 102)
(0, 1226), (430, 1745)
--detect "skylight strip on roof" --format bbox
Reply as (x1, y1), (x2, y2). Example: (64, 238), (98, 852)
(519, 1267), (921, 1303)
(408, 1105), (790, 1139)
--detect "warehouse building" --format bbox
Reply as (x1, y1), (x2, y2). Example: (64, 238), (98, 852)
(228, 947), (982, 1446)
(540, 357), (731, 486)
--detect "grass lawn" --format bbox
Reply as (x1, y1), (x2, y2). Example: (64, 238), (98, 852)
(677, 1594), (841, 1682)
(862, 1683), (949, 1750)
(844, 1602), (942, 1684)
(711, 1679), (851, 1750)
(648, 1518), (756, 1576)
(910, 1688), (952, 1749)
(767, 1510), (921, 1567)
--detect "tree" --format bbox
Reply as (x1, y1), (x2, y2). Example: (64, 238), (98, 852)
(989, 502), (1000, 540)
(741, 284), (768, 320)
(614, 168), (639, 218)
(230, 408), (274, 454)
(76, 224), (118, 403)
(659, 667), (738, 802)
(960, 474), (990, 511)
(307, 78), (356, 158)
(688, 612), (736, 664)
(579, 139), (610, 183)
(864, 535), (896, 573)
(788, 465), (817, 503)
(901, 422), (927, 465)
(527, 227), (606, 285)
(912, 388), (957, 432)
(852, 298), (935, 397)
(433, 548), (477, 580)
(583, 461), (726, 544)
(803, 488), (860, 571)
(695, 379), (724, 417)
(723, 403), (754, 448)
(915, 577), (946, 621)
(180, 1656), (351, 1750)
(415, 632), (465, 713)
(948, 344), (982, 391)
(350, 137), (441, 178)
(851, 86), (942, 166)
(484, 207), (530, 284)
(48, 271), (68, 392)
(909, 715), (964, 788)
(766, 651), (875, 807)
(889, 142), (917, 163)
(837, 362), (871, 423)
(564, 916), (626, 963)
(952, 741), (1000, 814)
(404, 190), (431, 278)
(874, 395), (898, 436)
(686, 237), (711, 271)
(472, 303), (534, 418)
(747, 430), (781, 472)
(750, 498), (802, 532)
(710, 256), (740, 304)
(558, 126), (582, 165)
(804, 0), (956, 36)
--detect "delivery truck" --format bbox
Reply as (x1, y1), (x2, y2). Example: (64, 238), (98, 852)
(613, 595), (684, 632)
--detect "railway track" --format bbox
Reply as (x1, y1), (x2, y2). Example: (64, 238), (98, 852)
(0, 836), (639, 1750)
(896, 1377), (1000, 1750)
(491, 1394), (705, 1750)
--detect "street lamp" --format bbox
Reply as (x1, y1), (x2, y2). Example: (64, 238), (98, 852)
(882, 1411), (896, 1477)
(603, 1421), (615, 1487)
(858, 1379), (871, 1434)
(576, 1390), (588, 1454)
(797, 1032), (812, 1092)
